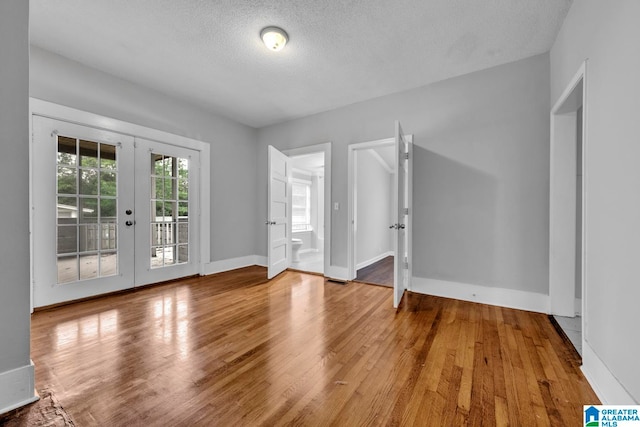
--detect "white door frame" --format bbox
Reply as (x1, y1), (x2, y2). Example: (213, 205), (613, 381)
(549, 61), (587, 321)
(284, 142), (332, 276)
(347, 135), (413, 282)
(29, 98), (210, 309)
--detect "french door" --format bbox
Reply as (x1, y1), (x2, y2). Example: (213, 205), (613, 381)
(134, 138), (199, 286)
(32, 117), (199, 307)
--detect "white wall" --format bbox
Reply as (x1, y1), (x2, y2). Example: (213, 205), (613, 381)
(356, 149), (393, 267)
(29, 46), (259, 263)
(311, 174), (323, 250)
(0, 0), (36, 413)
(551, 0), (640, 403)
(291, 169), (314, 250)
(257, 53), (550, 295)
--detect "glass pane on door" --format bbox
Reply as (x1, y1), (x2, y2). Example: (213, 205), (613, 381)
(150, 153), (189, 268)
(56, 135), (118, 283)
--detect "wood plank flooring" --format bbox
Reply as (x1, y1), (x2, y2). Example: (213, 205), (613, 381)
(355, 255), (394, 287)
(29, 267), (599, 426)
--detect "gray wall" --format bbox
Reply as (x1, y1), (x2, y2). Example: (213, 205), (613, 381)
(0, 0), (32, 408)
(257, 53), (550, 294)
(356, 149), (393, 266)
(30, 46), (259, 262)
(551, 0), (640, 402)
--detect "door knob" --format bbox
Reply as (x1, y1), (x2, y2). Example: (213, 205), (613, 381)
(398, 224), (405, 229)
(125, 209), (133, 215)
(389, 224), (397, 229)
(125, 220), (134, 226)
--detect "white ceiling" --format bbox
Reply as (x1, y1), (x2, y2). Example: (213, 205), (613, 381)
(29, 0), (572, 128)
(370, 145), (395, 173)
(291, 152), (324, 175)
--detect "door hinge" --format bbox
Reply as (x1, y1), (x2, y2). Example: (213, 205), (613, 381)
(403, 207), (409, 215)
(404, 152), (409, 160)
(404, 257), (409, 270)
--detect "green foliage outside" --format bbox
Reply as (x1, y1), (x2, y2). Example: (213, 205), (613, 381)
(57, 150), (189, 220)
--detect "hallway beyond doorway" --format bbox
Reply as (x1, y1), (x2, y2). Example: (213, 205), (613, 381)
(355, 255), (393, 287)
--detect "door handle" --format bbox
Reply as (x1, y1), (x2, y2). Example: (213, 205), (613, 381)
(389, 224), (397, 229)
(266, 221), (276, 225)
(125, 220), (135, 226)
(398, 224), (405, 229)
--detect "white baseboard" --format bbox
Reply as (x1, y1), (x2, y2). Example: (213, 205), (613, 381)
(204, 255), (266, 275)
(0, 361), (37, 415)
(356, 251), (394, 270)
(203, 256), (347, 284)
(411, 277), (550, 314)
(575, 298), (582, 316)
(582, 341), (638, 404)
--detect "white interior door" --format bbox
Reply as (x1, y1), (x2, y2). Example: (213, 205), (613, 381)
(32, 116), (135, 307)
(134, 138), (200, 286)
(393, 121), (410, 308)
(268, 145), (291, 279)
(32, 118), (200, 307)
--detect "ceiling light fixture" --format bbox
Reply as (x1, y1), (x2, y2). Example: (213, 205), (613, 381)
(261, 26), (288, 51)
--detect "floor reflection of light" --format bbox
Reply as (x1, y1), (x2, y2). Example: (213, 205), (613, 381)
(55, 309), (118, 350)
(55, 322), (78, 350)
(151, 288), (191, 360)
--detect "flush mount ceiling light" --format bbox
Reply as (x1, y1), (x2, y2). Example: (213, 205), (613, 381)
(260, 26), (288, 51)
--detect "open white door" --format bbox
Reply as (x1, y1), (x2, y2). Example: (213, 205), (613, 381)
(393, 121), (410, 308)
(268, 145), (292, 279)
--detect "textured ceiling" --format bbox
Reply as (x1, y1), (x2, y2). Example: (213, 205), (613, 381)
(29, 0), (572, 128)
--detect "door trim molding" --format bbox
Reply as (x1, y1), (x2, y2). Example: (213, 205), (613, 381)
(29, 98), (211, 309)
(549, 61), (587, 320)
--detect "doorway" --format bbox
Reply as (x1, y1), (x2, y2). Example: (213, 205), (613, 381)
(352, 145), (395, 287)
(288, 152), (325, 274)
(549, 62), (586, 356)
(31, 109), (207, 308)
(347, 122), (413, 308)
(267, 143), (332, 279)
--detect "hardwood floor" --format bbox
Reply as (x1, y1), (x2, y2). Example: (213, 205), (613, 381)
(355, 255), (394, 287)
(29, 267), (599, 426)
